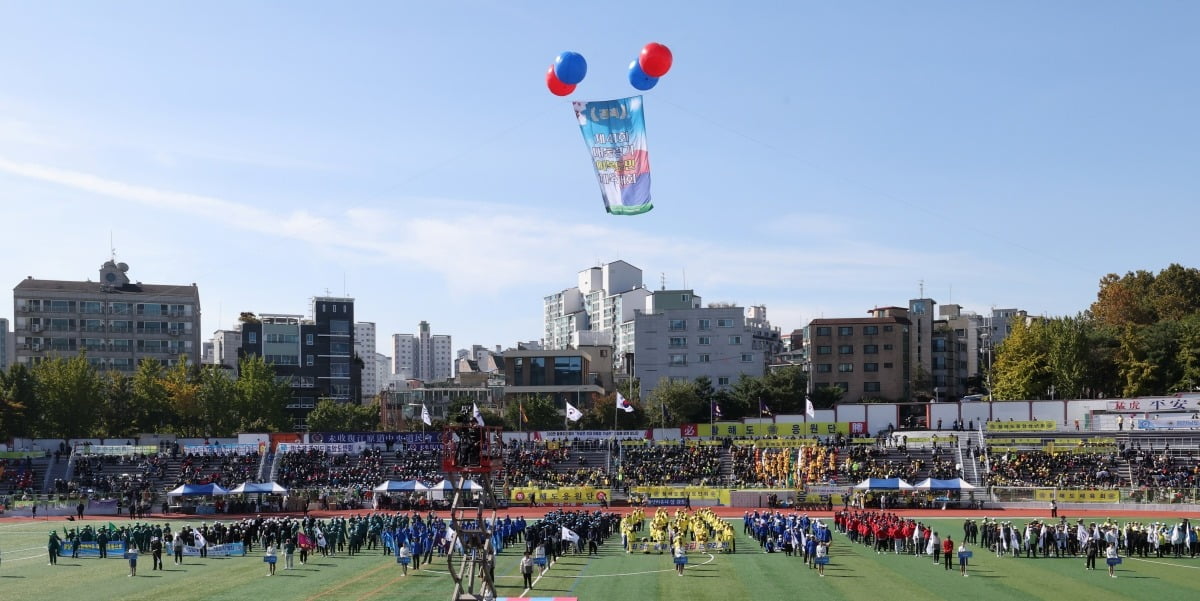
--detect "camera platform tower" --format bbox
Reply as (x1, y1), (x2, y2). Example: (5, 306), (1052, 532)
(440, 424), (504, 601)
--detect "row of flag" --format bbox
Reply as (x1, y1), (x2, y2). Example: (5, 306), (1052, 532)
(418, 394), (817, 426)
(710, 398), (817, 419)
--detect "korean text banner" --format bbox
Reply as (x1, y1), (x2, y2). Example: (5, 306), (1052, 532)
(573, 96), (652, 215)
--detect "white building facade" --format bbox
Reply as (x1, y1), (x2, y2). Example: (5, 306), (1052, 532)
(392, 321), (452, 383)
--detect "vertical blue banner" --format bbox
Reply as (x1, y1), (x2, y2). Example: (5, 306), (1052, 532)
(573, 96), (652, 215)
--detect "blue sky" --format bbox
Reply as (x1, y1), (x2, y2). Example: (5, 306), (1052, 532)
(2, 1), (1197, 356)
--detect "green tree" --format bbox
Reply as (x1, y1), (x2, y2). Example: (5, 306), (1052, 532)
(647, 379), (702, 427)
(131, 359), (172, 433)
(99, 371), (135, 437)
(1148, 263), (1200, 322)
(727, 374), (768, 416)
(236, 355), (292, 431)
(165, 359), (203, 437)
(307, 399), (380, 432)
(991, 318), (1049, 400)
(505, 394), (567, 431)
(1044, 316), (1091, 400)
(33, 355), (104, 438)
(810, 385), (844, 408)
(196, 367), (240, 436)
(762, 366), (808, 413)
(580, 392), (649, 430)
(1174, 315), (1200, 393)
(0, 363), (38, 440)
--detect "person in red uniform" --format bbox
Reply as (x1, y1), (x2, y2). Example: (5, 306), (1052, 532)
(943, 536), (955, 570)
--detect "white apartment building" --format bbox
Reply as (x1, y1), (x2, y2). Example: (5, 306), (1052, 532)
(208, 328), (242, 368)
(543, 260), (650, 370)
(392, 321), (452, 383)
(355, 321), (380, 400)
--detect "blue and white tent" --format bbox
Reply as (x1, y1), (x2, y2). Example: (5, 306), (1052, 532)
(229, 481), (288, 494)
(166, 483), (230, 497)
(913, 478), (976, 490)
(852, 478), (914, 491)
(373, 480), (429, 493)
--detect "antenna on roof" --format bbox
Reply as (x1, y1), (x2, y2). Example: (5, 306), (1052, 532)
(660, 273), (666, 290)
(110, 231), (116, 262)
(919, 279), (924, 298)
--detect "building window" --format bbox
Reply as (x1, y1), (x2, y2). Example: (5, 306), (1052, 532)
(863, 344), (878, 354)
(864, 381), (881, 392)
(717, 376), (730, 386)
(838, 326), (853, 336)
(329, 320), (350, 335)
(669, 319), (686, 331)
(838, 363), (854, 372)
(864, 325), (879, 335)
(698, 354), (711, 363)
(741, 353), (754, 363)
(838, 345), (853, 354)
(669, 354), (687, 366)
(883, 362), (893, 368)
(834, 382), (849, 391)
(248, 332), (257, 344)
(554, 356), (582, 385)
(816, 345), (831, 355)
(329, 360), (350, 378)
(669, 336), (687, 348)
(529, 357), (546, 386)
(729, 336), (742, 345)
(306, 334), (314, 345)
(698, 336), (712, 346)
(816, 364), (832, 373)
(717, 319), (734, 328)
(307, 354), (314, 366)
(815, 326), (831, 336)
(698, 319), (712, 330)
(883, 325), (894, 332)
(883, 344), (893, 350)
(864, 363), (879, 372)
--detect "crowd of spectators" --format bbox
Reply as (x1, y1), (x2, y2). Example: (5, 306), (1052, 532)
(63, 453), (166, 498)
(1, 457), (36, 493)
(984, 449), (1118, 488)
(1129, 446), (1198, 489)
(618, 445), (722, 486)
(176, 450), (262, 488)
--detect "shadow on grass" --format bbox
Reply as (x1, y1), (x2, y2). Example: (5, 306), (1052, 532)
(0, 575), (27, 579)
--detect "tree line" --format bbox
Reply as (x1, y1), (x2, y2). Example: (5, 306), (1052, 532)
(0, 355), (294, 441)
(991, 264), (1200, 400)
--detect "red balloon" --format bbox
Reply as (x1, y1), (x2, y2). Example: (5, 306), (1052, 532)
(546, 64), (576, 96)
(639, 42), (673, 78)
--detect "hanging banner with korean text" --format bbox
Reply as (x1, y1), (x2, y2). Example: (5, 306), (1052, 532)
(573, 96), (652, 215)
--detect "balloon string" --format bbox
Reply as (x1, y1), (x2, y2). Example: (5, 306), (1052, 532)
(376, 105), (559, 195)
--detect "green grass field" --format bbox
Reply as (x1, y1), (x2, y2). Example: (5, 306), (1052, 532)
(1, 516), (1197, 600)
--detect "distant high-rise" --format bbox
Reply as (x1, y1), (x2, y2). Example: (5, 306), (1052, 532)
(392, 321), (452, 382)
(543, 260), (650, 370)
(208, 329), (243, 368)
(12, 259), (201, 372)
(0, 317), (12, 370)
(355, 321), (380, 400)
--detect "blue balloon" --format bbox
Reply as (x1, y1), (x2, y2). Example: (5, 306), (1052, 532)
(554, 51), (587, 85)
(628, 60), (658, 91)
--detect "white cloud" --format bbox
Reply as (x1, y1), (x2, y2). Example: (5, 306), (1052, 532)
(0, 156), (989, 321)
